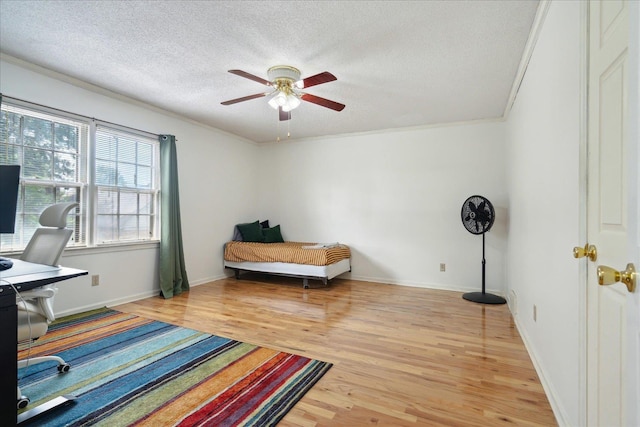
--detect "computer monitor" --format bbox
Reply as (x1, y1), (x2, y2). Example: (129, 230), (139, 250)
(0, 165), (20, 271)
(0, 164), (20, 233)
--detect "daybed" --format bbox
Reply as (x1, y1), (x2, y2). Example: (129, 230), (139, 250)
(224, 228), (351, 288)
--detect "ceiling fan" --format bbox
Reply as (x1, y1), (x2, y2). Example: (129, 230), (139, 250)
(221, 65), (345, 121)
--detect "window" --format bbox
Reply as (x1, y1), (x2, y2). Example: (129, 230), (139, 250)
(0, 100), (160, 252)
(95, 127), (158, 243)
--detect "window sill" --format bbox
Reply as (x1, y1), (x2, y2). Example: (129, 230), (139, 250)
(1, 240), (160, 258)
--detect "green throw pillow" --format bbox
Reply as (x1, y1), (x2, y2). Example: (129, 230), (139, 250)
(236, 220), (264, 242)
(263, 225), (284, 243)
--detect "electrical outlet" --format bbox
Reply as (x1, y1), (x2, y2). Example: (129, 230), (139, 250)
(91, 275), (100, 286)
(533, 304), (537, 322)
(440, 263), (446, 272)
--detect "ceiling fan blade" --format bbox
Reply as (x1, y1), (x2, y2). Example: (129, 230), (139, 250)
(297, 71), (337, 89)
(279, 107), (291, 121)
(228, 69), (272, 86)
(221, 92), (268, 105)
(301, 93), (345, 111)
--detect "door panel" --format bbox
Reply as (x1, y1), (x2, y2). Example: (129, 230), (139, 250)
(587, 1), (633, 426)
(599, 54), (626, 228)
(600, 0), (624, 44)
(596, 286), (627, 424)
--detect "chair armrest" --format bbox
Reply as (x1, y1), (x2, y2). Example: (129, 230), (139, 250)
(16, 285), (58, 322)
(18, 288), (56, 300)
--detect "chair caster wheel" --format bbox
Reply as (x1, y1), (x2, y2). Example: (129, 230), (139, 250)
(17, 396), (30, 410)
(58, 363), (71, 373)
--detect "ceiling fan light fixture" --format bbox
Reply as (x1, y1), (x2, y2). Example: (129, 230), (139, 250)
(282, 95), (300, 112)
(268, 92), (285, 109)
(268, 91), (300, 112)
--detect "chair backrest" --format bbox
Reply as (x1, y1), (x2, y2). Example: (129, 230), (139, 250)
(20, 202), (78, 267)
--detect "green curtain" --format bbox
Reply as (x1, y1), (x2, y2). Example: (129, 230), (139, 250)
(159, 134), (189, 298)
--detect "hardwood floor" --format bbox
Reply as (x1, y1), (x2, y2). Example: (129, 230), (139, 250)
(115, 275), (557, 426)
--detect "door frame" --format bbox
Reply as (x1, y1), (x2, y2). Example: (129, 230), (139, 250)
(625, 2), (639, 424)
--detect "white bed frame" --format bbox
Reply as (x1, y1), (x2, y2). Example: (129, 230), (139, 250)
(224, 258), (351, 289)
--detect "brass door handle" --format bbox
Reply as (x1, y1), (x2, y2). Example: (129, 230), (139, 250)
(597, 263), (637, 293)
(573, 244), (597, 262)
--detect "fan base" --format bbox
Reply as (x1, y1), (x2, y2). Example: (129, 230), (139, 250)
(462, 292), (506, 305)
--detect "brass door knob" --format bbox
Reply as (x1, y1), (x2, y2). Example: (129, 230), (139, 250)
(573, 244), (597, 262)
(597, 263), (637, 293)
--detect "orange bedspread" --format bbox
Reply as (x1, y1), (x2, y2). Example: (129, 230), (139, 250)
(224, 241), (351, 266)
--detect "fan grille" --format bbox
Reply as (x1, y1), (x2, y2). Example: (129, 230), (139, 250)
(461, 195), (495, 235)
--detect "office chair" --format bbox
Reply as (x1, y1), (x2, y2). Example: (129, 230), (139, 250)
(17, 202), (78, 410)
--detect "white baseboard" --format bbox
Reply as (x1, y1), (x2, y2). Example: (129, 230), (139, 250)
(348, 273), (505, 296)
(56, 289), (160, 318)
(189, 274), (229, 286)
(511, 312), (568, 426)
(55, 275), (229, 318)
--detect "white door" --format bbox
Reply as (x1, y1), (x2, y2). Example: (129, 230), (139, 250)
(587, 1), (639, 426)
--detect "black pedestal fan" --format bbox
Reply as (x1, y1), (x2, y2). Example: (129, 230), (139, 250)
(461, 195), (506, 304)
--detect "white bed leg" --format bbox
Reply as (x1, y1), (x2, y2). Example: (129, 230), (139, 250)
(303, 278), (309, 289)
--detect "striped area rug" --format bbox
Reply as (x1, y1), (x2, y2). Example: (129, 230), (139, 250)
(18, 308), (332, 426)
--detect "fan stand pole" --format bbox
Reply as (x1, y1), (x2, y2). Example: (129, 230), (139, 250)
(462, 232), (506, 304)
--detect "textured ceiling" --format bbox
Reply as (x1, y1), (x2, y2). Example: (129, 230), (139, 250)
(0, 1), (539, 143)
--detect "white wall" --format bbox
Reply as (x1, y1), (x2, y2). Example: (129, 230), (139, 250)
(258, 122), (508, 293)
(0, 56), (260, 315)
(505, 1), (582, 425)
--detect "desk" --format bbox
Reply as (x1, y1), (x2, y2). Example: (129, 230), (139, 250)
(0, 259), (87, 426)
